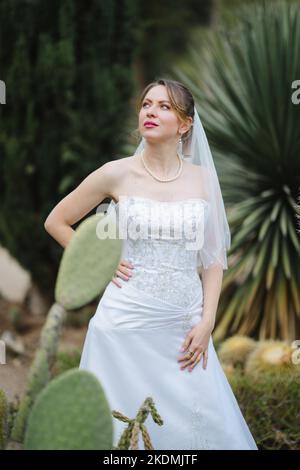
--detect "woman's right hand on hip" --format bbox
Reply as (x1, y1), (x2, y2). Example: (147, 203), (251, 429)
(111, 259), (134, 288)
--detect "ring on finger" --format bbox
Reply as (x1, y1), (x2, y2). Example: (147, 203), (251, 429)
(188, 355), (201, 370)
(187, 349), (195, 359)
(194, 351), (204, 364)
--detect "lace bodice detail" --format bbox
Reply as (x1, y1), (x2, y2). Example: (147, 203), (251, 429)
(107, 196), (209, 308)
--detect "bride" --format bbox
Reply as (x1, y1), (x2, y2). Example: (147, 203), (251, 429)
(44, 78), (258, 450)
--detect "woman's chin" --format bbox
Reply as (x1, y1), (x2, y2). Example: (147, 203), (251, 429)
(140, 134), (165, 144)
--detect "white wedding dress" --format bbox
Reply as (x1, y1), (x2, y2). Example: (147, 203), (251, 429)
(79, 195), (258, 450)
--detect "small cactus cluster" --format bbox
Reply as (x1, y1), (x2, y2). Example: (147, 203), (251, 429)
(218, 335), (300, 380)
(112, 397), (164, 450)
(244, 340), (298, 378)
(218, 335), (257, 368)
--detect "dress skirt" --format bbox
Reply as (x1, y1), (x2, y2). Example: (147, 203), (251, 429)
(79, 279), (258, 450)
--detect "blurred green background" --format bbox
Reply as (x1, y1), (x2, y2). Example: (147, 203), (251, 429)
(0, 0), (300, 451)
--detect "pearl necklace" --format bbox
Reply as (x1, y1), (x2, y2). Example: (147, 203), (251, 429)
(141, 149), (183, 183)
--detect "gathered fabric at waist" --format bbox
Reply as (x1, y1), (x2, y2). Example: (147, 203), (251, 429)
(92, 279), (203, 331)
(120, 265), (201, 309)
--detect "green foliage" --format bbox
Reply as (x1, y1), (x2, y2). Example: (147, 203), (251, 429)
(0, 0), (140, 296)
(7, 306), (27, 333)
(228, 366), (300, 450)
(0, 389), (9, 449)
(24, 369), (113, 450)
(176, 0), (300, 341)
(51, 349), (81, 377)
(137, 0), (216, 82)
(64, 305), (95, 328)
(218, 334), (300, 449)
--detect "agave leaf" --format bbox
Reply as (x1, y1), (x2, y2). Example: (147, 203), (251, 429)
(287, 216), (300, 252)
(174, 1), (300, 340)
(270, 201), (283, 222)
(290, 276), (300, 313)
(278, 272), (289, 339)
(281, 239), (291, 279)
(271, 225), (281, 269)
(279, 210), (288, 237)
(241, 203), (271, 228)
(266, 260), (275, 290)
(252, 229), (272, 278)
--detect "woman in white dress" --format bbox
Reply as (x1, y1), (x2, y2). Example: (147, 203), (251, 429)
(45, 78), (258, 450)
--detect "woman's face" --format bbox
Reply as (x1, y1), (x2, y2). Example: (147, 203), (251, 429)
(138, 85), (186, 144)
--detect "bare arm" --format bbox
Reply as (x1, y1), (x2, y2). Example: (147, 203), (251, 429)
(44, 161), (117, 248)
(199, 264), (223, 332)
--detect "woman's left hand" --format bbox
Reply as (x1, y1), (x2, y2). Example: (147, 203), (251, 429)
(177, 320), (213, 372)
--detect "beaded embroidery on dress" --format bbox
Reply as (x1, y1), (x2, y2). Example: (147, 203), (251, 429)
(116, 196), (208, 309)
(79, 196), (258, 450)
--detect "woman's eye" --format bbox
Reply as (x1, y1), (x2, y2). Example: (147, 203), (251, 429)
(142, 103), (170, 109)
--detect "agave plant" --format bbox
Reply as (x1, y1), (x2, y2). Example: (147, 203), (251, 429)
(175, 1), (300, 341)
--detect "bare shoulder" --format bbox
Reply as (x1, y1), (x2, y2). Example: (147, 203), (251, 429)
(100, 155), (134, 176)
(96, 156), (137, 200)
(94, 156), (132, 184)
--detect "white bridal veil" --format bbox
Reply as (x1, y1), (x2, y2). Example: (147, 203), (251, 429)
(133, 105), (231, 270)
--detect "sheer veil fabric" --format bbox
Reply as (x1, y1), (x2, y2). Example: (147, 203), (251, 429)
(133, 105), (231, 270)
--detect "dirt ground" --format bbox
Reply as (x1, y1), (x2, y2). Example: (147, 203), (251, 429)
(0, 296), (90, 404)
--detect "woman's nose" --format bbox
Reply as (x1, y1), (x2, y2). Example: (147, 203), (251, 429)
(146, 106), (157, 116)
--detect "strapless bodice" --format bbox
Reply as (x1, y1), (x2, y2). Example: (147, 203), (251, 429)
(106, 196), (209, 308)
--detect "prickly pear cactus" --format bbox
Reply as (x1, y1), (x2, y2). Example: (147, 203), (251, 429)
(55, 212), (122, 310)
(10, 304), (66, 442)
(24, 369), (113, 450)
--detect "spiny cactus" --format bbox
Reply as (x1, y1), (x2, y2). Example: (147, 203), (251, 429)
(112, 397), (163, 450)
(245, 340), (300, 378)
(139, 423), (154, 449)
(11, 211), (122, 444)
(10, 304), (66, 442)
(0, 389), (8, 449)
(24, 369), (113, 450)
(55, 212), (122, 310)
(218, 335), (257, 369)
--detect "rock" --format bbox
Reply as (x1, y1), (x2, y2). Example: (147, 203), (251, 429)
(0, 331), (25, 356)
